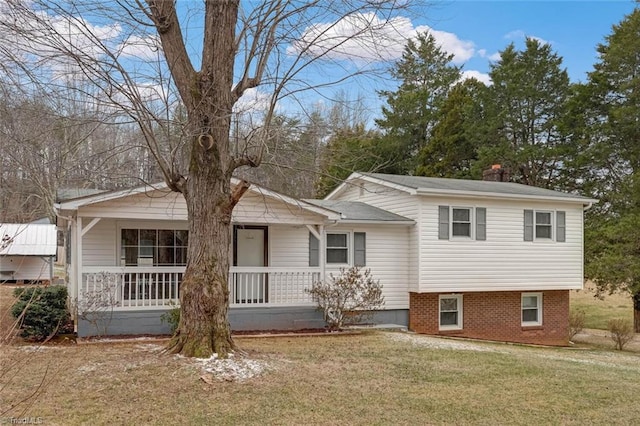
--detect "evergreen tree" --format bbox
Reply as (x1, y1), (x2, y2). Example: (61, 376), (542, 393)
(315, 125), (384, 197)
(414, 78), (489, 178)
(376, 32), (461, 173)
(582, 8), (640, 330)
(477, 38), (573, 189)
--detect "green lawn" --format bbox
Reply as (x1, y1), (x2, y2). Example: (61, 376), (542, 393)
(571, 283), (633, 330)
(3, 332), (640, 425)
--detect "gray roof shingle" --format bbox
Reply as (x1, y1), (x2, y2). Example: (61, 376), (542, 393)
(363, 173), (595, 202)
(303, 200), (414, 223)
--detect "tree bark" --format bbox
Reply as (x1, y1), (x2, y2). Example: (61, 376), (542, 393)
(162, 0), (242, 358)
(166, 175), (236, 358)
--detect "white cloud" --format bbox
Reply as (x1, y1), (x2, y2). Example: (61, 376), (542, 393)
(489, 52), (501, 62)
(504, 30), (549, 46)
(118, 35), (162, 60)
(461, 70), (492, 86)
(233, 87), (271, 115)
(288, 12), (476, 65)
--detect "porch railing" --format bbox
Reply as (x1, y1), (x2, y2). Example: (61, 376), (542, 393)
(80, 266), (320, 310)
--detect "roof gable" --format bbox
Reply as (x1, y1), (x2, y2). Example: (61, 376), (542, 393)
(55, 178), (342, 221)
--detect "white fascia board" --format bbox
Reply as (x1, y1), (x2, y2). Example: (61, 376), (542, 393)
(337, 219), (415, 226)
(57, 182), (169, 211)
(415, 188), (597, 205)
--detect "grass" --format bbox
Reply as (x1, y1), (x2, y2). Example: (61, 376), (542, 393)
(2, 284), (639, 424)
(2, 332), (640, 425)
(570, 282), (633, 330)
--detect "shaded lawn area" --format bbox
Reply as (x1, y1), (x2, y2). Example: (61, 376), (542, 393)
(3, 332), (640, 425)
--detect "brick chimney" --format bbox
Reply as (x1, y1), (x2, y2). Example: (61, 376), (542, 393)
(482, 164), (510, 182)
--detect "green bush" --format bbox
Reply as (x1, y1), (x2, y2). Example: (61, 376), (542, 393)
(11, 286), (71, 341)
(161, 305), (180, 334)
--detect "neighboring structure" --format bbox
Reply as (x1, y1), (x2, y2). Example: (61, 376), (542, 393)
(0, 223), (57, 283)
(55, 169), (595, 345)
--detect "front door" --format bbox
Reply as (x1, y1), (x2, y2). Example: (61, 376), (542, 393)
(233, 226), (268, 303)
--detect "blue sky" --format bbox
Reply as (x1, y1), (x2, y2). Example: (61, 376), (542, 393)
(273, 1), (638, 119)
(427, 1), (637, 83)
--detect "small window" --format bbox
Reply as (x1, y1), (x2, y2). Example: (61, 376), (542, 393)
(535, 211), (553, 239)
(326, 233), (349, 264)
(522, 293), (542, 326)
(439, 294), (463, 330)
(452, 208), (472, 237)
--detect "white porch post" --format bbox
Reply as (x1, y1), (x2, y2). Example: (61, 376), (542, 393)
(76, 217), (83, 306)
(318, 225), (325, 282)
(306, 224), (325, 283)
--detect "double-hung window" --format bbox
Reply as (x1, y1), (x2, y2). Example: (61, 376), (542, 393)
(309, 232), (366, 266)
(438, 206), (486, 240)
(452, 208), (472, 237)
(326, 233), (349, 264)
(521, 292), (542, 326)
(535, 211), (552, 239)
(524, 210), (566, 242)
(439, 294), (463, 330)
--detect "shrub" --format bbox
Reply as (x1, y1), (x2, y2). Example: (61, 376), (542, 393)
(568, 309), (586, 340)
(161, 303), (180, 334)
(11, 286), (71, 341)
(607, 318), (634, 350)
(306, 266), (385, 331)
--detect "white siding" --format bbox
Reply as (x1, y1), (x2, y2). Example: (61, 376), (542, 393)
(330, 180), (420, 292)
(82, 219), (117, 266)
(269, 225), (310, 268)
(325, 224), (410, 309)
(0, 256), (51, 281)
(419, 197), (585, 292)
(79, 189), (327, 225)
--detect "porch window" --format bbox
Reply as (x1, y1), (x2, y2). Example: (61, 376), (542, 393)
(326, 233), (348, 264)
(121, 229), (188, 266)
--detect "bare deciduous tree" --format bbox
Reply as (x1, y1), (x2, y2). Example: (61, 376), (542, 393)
(0, 0), (418, 357)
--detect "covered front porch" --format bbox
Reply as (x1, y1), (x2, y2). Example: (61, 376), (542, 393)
(80, 265), (320, 310)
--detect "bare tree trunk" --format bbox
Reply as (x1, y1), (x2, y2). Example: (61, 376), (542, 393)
(634, 293), (640, 333)
(167, 174), (235, 357)
(154, 0), (242, 358)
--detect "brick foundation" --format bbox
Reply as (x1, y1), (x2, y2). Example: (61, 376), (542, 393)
(409, 290), (570, 346)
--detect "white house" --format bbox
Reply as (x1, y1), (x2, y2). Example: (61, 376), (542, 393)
(327, 171), (596, 346)
(0, 223), (57, 283)
(55, 170), (595, 345)
(54, 179), (413, 338)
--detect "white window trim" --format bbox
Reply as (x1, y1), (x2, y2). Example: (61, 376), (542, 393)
(439, 294), (463, 330)
(450, 206), (474, 239)
(326, 231), (351, 265)
(521, 292), (543, 326)
(534, 210), (554, 241)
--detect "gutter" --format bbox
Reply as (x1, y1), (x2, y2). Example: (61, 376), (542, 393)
(414, 188), (597, 204)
